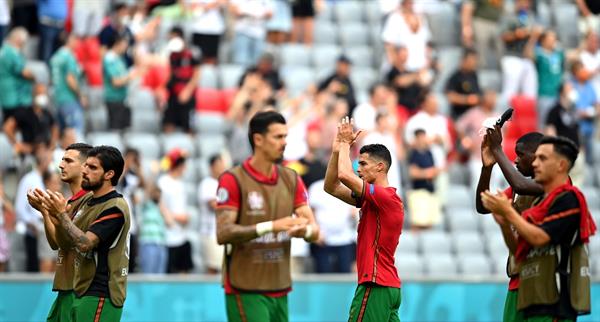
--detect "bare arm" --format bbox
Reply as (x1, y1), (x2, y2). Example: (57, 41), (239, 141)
(292, 205), (320, 243)
(338, 142), (364, 198)
(498, 220), (518, 254)
(461, 1), (474, 46)
(21, 68), (34, 80)
(56, 212), (100, 253)
(324, 138), (357, 206)
(576, 0), (592, 16)
(216, 209), (306, 245)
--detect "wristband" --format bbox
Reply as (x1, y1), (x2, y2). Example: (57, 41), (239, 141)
(304, 224), (313, 240)
(256, 221), (273, 236)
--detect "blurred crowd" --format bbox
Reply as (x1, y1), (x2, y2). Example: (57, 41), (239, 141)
(0, 0), (600, 275)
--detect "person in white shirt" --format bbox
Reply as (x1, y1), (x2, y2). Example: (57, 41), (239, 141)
(580, 31), (600, 95)
(157, 149), (193, 273)
(186, 0), (226, 64)
(229, 0), (274, 66)
(197, 154), (226, 274)
(308, 179), (356, 273)
(352, 83), (396, 132)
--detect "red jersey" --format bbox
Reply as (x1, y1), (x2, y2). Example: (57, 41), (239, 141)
(355, 182), (404, 288)
(216, 158), (309, 296)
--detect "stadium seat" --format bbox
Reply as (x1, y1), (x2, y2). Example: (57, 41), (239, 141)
(314, 21), (338, 45)
(581, 187), (600, 209)
(182, 158), (198, 184)
(82, 61), (103, 87)
(199, 65), (219, 89)
(27, 61), (50, 84)
(395, 253), (424, 278)
(140, 157), (160, 181)
(86, 106), (108, 132)
(457, 254), (492, 275)
(478, 69), (502, 92)
(481, 214), (501, 234)
(184, 182), (198, 208)
(161, 133), (196, 158)
(123, 132), (161, 160)
(453, 232), (485, 255)
(334, 1), (364, 23)
(592, 257), (600, 278)
(344, 46), (374, 68)
(280, 44), (312, 67)
(491, 254), (509, 276)
(349, 67), (378, 92)
(589, 235), (600, 256)
(420, 231), (452, 254)
(424, 253), (458, 277)
(552, 3), (579, 49)
(445, 184), (472, 208)
(338, 23), (370, 47)
(87, 132), (124, 152)
(219, 64), (245, 89)
(0, 133), (14, 170)
(435, 92), (450, 116)
(196, 157), (210, 179)
(432, 46), (462, 92)
(365, 1), (381, 25)
(425, 2), (459, 47)
(194, 112), (228, 135)
(130, 108), (161, 133)
(23, 35), (39, 60)
(397, 231), (419, 254)
(446, 208), (480, 233)
(128, 88), (156, 110)
(311, 44), (342, 70)
(281, 66), (316, 97)
(447, 162), (470, 186)
(197, 134), (227, 158)
(315, 3), (334, 22)
(142, 64), (170, 93)
(486, 233), (508, 257)
(196, 88), (227, 113)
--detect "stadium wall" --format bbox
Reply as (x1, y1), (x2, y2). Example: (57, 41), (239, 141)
(1, 274), (599, 322)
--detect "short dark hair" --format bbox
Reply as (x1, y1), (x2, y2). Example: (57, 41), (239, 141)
(414, 129), (426, 137)
(248, 111), (287, 151)
(87, 145), (125, 186)
(170, 26), (184, 39)
(359, 144), (392, 172)
(516, 132), (544, 153)
(539, 135), (579, 169)
(125, 147), (139, 157)
(416, 88), (432, 107)
(209, 154), (222, 167)
(66, 143), (93, 162)
(368, 82), (387, 97)
(462, 48), (478, 59)
(107, 33), (128, 49)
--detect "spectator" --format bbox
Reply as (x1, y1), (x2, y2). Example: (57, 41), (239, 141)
(445, 48), (481, 120)
(99, 3), (135, 65)
(407, 129), (441, 230)
(576, 0), (600, 35)
(50, 33), (86, 138)
(239, 53), (284, 92)
(526, 30), (565, 130)
(229, 0), (273, 66)
(103, 34), (136, 131)
(37, 0), (67, 64)
(138, 184), (169, 274)
(500, 0), (540, 102)
(163, 27), (201, 134)
(3, 84), (59, 157)
(187, 0), (226, 65)
(72, 0), (106, 39)
(0, 27), (34, 123)
(382, 0), (431, 72)
(0, 0), (9, 45)
(353, 83), (396, 132)
(14, 143), (52, 272)
(296, 124), (327, 188)
(362, 112), (404, 195)
(579, 31), (600, 95)
(386, 46), (432, 113)
(544, 82), (585, 186)
(266, 0), (292, 45)
(291, 0), (322, 45)
(39, 169), (62, 272)
(198, 154), (226, 274)
(318, 55), (357, 115)
(158, 149), (193, 274)
(0, 180), (15, 272)
(461, 0), (504, 69)
(10, 0), (38, 35)
(308, 179), (356, 273)
(570, 61), (598, 165)
(455, 90), (500, 189)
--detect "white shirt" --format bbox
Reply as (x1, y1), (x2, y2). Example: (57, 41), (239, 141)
(580, 50), (600, 72)
(187, 0), (226, 34)
(361, 132), (403, 195)
(283, 116), (308, 161)
(308, 180), (356, 246)
(404, 111), (450, 167)
(157, 174), (189, 247)
(352, 102), (378, 132)
(232, 0), (273, 39)
(381, 10), (431, 71)
(0, 0), (10, 26)
(198, 176), (218, 236)
(15, 170), (45, 233)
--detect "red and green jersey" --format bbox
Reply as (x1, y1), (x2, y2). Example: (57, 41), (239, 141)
(355, 182), (404, 288)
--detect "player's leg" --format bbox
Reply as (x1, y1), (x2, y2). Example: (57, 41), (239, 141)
(348, 284), (401, 322)
(71, 296), (123, 322)
(47, 291), (75, 322)
(269, 295), (289, 322)
(225, 293), (270, 322)
(523, 317), (574, 322)
(503, 290), (525, 322)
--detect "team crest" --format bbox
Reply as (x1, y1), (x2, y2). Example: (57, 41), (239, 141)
(248, 191), (264, 210)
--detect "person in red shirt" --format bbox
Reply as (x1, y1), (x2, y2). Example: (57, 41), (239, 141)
(215, 110), (319, 322)
(324, 116), (403, 322)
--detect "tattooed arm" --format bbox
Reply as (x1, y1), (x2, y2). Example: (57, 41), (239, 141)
(56, 212), (100, 253)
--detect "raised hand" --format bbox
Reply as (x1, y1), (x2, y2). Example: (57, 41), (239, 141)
(486, 125), (503, 151)
(480, 190), (513, 216)
(272, 216), (308, 233)
(40, 190), (69, 217)
(337, 116), (363, 145)
(481, 134), (496, 168)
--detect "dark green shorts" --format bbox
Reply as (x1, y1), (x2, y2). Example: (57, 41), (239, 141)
(348, 284), (401, 322)
(71, 296), (123, 322)
(225, 293), (288, 322)
(524, 316), (574, 322)
(47, 291), (75, 322)
(504, 290), (525, 322)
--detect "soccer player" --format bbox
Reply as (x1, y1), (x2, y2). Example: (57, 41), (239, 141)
(41, 145), (130, 322)
(475, 127), (544, 322)
(324, 116), (403, 322)
(216, 110), (320, 322)
(27, 143), (93, 322)
(482, 136), (596, 321)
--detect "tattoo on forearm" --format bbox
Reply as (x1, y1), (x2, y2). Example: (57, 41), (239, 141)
(59, 213), (92, 252)
(217, 212), (258, 244)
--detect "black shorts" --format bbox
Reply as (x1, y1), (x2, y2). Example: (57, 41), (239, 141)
(167, 241), (194, 273)
(292, 0), (315, 18)
(192, 33), (220, 60)
(106, 101), (131, 130)
(1, 107), (26, 124)
(162, 95), (195, 131)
